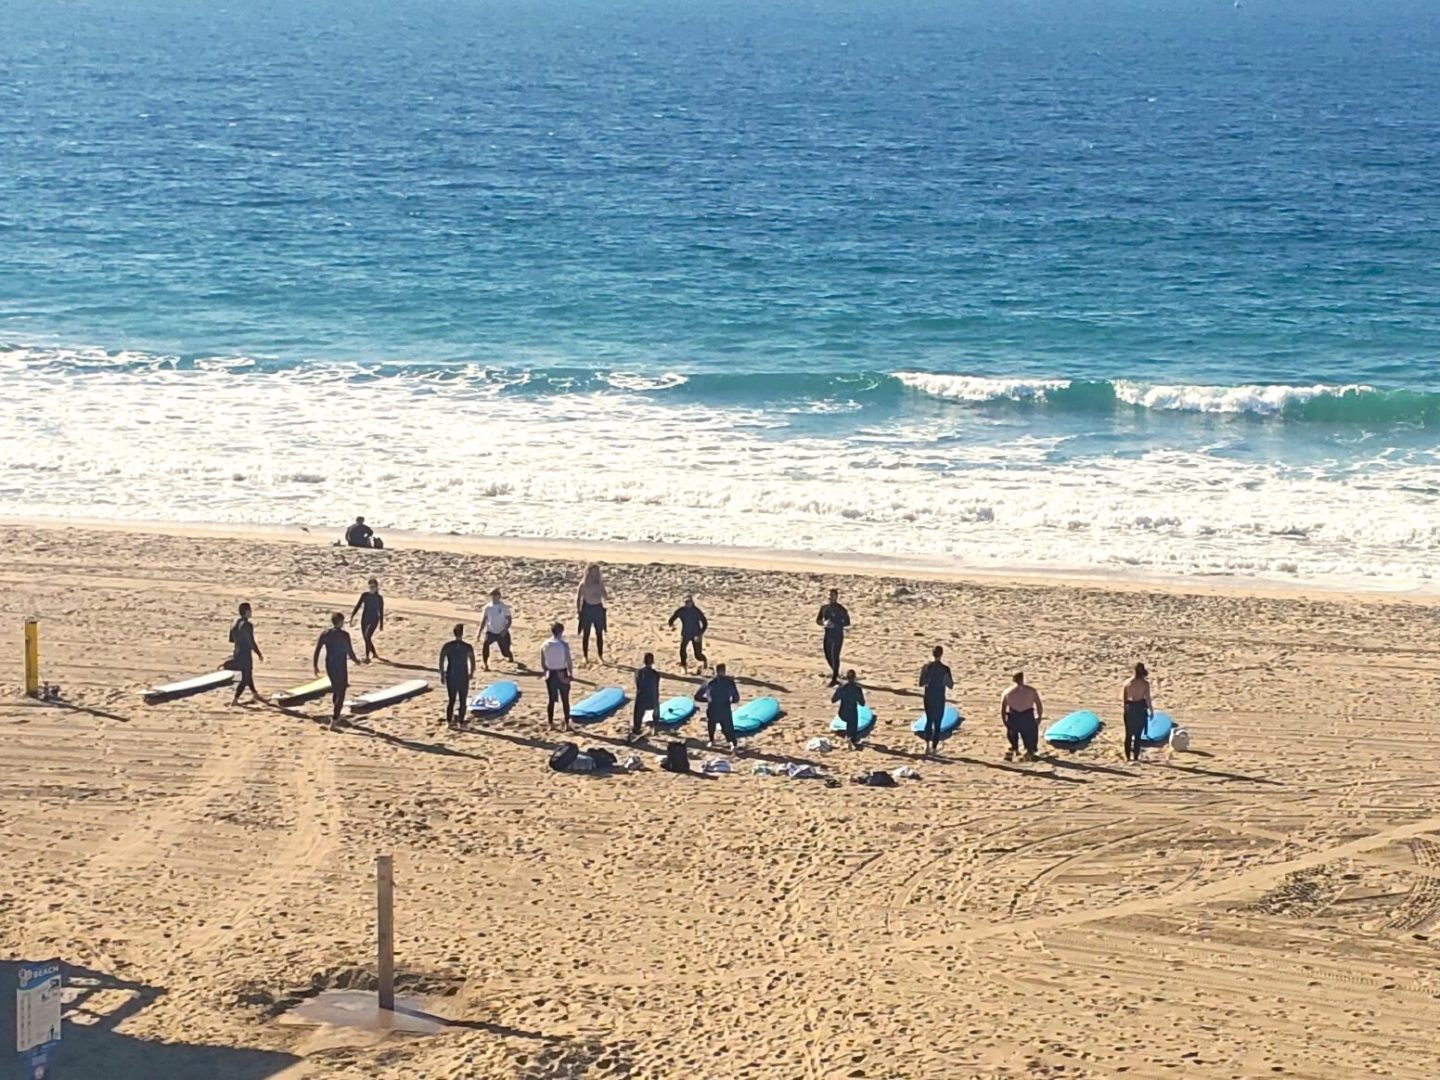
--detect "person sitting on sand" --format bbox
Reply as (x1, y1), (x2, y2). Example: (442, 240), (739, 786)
(350, 577), (384, 662)
(314, 612), (361, 730)
(1001, 671), (1043, 762)
(632, 651), (661, 742)
(1123, 663), (1154, 763)
(576, 563), (608, 665)
(344, 516), (378, 548)
(229, 602), (264, 706)
(439, 623), (476, 730)
(816, 588), (851, 686)
(832, 669), (867, 751)
(696, 662), (740, 753)
(918, 645), (954, 756)
(667, 595), (709, 673)
(540, 622), (574, 731)
(479, 588), (515, 670)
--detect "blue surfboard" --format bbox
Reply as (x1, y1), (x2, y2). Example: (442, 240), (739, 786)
(732, 696), (782, 736)
(1140, 710), (1174, 746)
(469, 680), (520, 717)
(911, 705), (962, 740)
(829, 705), (876, 738)
(571, 686), (627, 723)
(656, 696), (696, 727)
(1044, 710), (1103, 748)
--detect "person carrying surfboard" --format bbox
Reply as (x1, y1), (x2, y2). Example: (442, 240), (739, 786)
(696, 663), (740, 752)
(631, 652), (661, 742)
(350, 578), (385, 662)
(479, 588), (514, 670)
(832, 670), (867, 751)
(540, 622), (575, 731)
(667, 596), (709, 673)
(314, 612), (361, 730)
(918, 646), (954, 756)
(816, 589), (851, 686)
(1123, 662), (1154, 762)
(576, 564), (608, 665)
(439, 623), (477, 730)
(228, 602), (264, 706)
(1001, 672), (1044, 762)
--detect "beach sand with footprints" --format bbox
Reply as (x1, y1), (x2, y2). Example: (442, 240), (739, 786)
(3, 521), (1440, 1078)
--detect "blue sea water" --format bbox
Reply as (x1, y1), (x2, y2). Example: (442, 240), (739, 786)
(2, 0), (1439, 585)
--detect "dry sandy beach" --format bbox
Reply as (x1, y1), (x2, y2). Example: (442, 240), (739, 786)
(3, 522), (1440, 1079)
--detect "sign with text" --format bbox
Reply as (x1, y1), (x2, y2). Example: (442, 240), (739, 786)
(1, 960), (62, 1080)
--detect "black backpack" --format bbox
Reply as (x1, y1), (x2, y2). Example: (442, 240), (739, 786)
(549, 742), (579, 772)
(587, 747), (617, 771)
(854, 770), (897, 788)
(660, 741), (690, 774)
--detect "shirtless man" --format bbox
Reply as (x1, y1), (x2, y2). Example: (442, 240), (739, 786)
(1123, 662), (1154, 762)
(1001, 671), (1044, 762)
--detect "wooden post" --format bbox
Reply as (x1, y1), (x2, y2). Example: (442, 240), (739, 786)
(376, 855), (395, 1011)
(23, 618), (39, 698)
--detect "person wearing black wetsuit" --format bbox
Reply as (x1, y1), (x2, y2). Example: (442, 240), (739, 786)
(439, 623), (476, 730)
(229, 602), (264, 705)
(632, 651), (661, 741)
(668, 596), (709, 672)
(345, 516), (375, 548)
(832, 669), (867, 750)
(816, 589), (851, 686)
(351, 578), (384, 662)
(313, 612), (361, 729)
(918, 646), (954, 756)
(696, 663), (740, 751)
(1123, 662), (1154, 762)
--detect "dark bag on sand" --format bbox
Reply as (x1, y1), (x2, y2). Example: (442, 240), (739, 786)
(854, 770), (897, 788)
(661, 741), (690, 774)
(373, 536), (384, 549)
(549, 742), (579, 772)
(586, 747), (617, 771)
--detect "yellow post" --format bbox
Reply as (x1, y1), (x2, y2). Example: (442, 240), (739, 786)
(23, 617), (40, 697)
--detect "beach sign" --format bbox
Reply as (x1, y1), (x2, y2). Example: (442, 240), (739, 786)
(1, 958), (63, 1079)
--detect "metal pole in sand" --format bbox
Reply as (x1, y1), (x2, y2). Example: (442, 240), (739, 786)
(376, 854), (395, 1012)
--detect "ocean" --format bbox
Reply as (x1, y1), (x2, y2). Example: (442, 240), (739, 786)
(3, 0), (1439, 588)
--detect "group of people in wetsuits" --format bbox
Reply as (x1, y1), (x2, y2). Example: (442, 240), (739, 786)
(226, 560), (1157, 757)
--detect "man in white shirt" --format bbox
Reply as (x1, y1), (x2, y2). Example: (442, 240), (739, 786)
(540, 622), (574, 730)
(479, 588), (515, 670)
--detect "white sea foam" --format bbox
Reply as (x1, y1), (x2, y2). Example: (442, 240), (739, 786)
(2, 357), (1436, 588)
(893, 371), (1069, 402)
(1112, 380), (1375, 415)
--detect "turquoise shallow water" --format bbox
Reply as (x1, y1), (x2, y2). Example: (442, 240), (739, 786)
(2, 0), (1439, 585)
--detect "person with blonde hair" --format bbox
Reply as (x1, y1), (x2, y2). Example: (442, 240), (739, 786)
(576, 563), (608, 664)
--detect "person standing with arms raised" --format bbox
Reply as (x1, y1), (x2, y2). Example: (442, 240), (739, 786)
(1123, 662), (1154, 762)
(576, 564), (608, 665)
(228, 602), (264, 706)
(918, 645), (954, 757)
(314, 612), (361, 730)
(439, 623), (476, 730)
(696, 662), (740, 753)
(350, 577), (384, 663)
(479, 587), (514, 670)
(540, 621), (574, 731)
(667, 595), (708, 673)
(816, 588), (851, 686)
